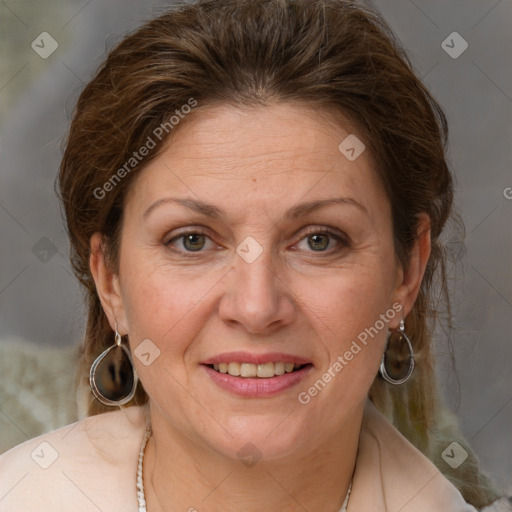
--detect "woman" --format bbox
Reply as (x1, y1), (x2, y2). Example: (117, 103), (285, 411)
(0, 0), (508, 510)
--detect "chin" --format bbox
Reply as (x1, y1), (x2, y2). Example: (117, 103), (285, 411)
(202, 414), (312, 464)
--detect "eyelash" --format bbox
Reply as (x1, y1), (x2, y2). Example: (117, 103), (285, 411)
(164, 226), (349, 256)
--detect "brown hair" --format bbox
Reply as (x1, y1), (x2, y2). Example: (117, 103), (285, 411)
(57, 0), (503, 507)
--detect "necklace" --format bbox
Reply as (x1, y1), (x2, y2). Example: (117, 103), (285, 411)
(136, 426), (352, 511)
(136, 425), (151, 511)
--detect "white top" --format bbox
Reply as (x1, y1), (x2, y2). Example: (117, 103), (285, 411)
(0, 399), (479, 511)
(134, 424), (352, 511)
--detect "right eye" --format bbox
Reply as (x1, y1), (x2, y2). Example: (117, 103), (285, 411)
(165, 230), (216, 253)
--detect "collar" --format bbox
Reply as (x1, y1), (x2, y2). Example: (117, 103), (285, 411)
(347, 399), (477, 512)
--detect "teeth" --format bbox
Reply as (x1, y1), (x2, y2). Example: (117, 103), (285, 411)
(257, 362), (275, 378)
(274, 362), (285, 375)
(211, 361), (303, 378)
(240, 363), (257, 377)
(227, 362), (241, 376)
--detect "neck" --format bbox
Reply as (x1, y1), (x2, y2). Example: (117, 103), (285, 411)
(142, 404), (362, 512)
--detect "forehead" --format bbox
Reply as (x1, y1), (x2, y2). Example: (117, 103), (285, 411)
(156, 102), (366, 170)
(125, 102), (386, 221)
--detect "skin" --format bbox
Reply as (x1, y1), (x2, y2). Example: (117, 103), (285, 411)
(90, 102), (431, 512)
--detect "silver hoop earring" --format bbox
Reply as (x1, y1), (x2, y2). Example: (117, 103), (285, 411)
(89, 322), (138, 406)
(379, 319), (414, 385)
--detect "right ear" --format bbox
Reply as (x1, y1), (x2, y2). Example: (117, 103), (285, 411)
(89, 232), (128, 334)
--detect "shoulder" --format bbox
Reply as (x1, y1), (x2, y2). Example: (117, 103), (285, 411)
(0, 405), (147, 511)
(350, 399), (477, 512)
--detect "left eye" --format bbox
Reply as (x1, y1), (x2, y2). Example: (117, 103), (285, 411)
(295, 229), (346, 252)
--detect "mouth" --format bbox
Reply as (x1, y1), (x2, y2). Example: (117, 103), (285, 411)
(201, 353), (313, 397)
(205, 362), (311, 379)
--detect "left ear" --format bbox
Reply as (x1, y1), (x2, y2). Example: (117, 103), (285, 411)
(392, 213), (431, 322)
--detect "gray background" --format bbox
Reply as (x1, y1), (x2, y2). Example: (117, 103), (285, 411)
(0, 0), (510, 494)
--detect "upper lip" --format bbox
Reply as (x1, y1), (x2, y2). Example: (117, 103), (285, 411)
(201, 351), (312, 366)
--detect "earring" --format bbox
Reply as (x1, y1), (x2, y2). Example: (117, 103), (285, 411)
(379, 319), (415, 385)
(89, 322), (138, 406)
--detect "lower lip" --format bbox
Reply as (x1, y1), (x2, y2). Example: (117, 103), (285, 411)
(202, 364), (313, 398)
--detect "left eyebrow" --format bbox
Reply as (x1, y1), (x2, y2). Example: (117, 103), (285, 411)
(288, 197), (368, 218)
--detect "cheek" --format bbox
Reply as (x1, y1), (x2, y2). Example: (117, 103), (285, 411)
(311, 253), (398, 382)
(328, 287), (389, 372)
(118, 251), (218, 362)
(119, 264), (202, 403)
(319, 257), (397, 334)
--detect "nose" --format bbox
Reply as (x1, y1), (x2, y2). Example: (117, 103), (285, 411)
(218, 243), (296, 336)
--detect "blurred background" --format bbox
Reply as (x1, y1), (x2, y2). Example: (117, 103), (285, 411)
(0, 0), (510, 496)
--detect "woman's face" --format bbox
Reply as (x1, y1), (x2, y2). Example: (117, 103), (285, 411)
(93, 102), (424, 461)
